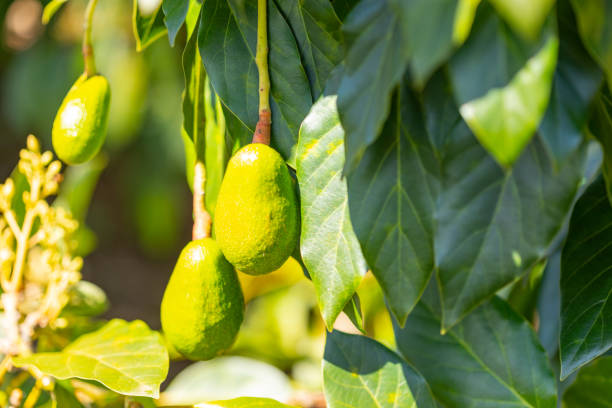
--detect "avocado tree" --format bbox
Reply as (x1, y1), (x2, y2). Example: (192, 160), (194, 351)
(1, 0), (612, 406)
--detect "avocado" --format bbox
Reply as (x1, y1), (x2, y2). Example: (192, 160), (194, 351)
(161, 238), (244, 360)
(52, 74), (111, 165)
(215, 143), (299, 275)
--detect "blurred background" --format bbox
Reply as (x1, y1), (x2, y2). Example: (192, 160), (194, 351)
(0, 0), (395, 404)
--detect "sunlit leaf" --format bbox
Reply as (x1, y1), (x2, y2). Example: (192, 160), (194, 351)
(489, 0), (555, 40)
(13, 320), (168, 398)
(42, 0), (68, 25)
(323, 330), (436, 408)
(197, 397), (297, 408)
(296, 95), (367, 329)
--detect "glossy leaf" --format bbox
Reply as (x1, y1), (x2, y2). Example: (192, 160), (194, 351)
(560, 177), (612, 379)
(539, 0), (603, 166)
(563, 356), (612, 407)
(589, 89), (612, 204)
(159, 357), (292, 405)
(571, 0), (612, 88)
(296, 95), (367, 329)
(338, 0), (459, 172)
(273, 0), (343, 99)
(42, 0), (68, 25)
(13, 320), (169, 398)
(162, 0), (190, 46)
(348, 72), (600, 329)
(459, 36), (558, 166)
(394, 285), (557, 408)
(323, 330), (436, 408)
(488, 0), (555, 40)
(198, 0), (312, 164)
(133, 0), (167, 51)
(198, 397), (297, 408)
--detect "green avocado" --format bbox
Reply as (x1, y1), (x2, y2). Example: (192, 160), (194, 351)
(52, 73), (111, 165)
(161, 238), (244, 360)
(215, 143), (299, 275)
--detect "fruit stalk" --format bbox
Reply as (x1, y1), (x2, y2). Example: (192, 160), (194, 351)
(192, 161), (211, 240)
(82, 0), (98, 77)
(252, 0), (271, 145)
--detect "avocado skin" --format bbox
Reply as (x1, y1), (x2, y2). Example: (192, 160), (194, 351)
(161, 238), (244, 361)
(215, 144), (299, 275)
(52, 74), (111, 165)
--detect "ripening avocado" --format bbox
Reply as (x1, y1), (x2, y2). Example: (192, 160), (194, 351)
(161, 238), (244, 361)
(215, 143), (299, 275)
(52, 73), (110, 165)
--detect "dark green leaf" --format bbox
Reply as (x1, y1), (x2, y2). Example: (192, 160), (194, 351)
(589, 88), (612, 204)
(488, 0), (555, 40)
(342, 294), (365, 334)
(537, 250), (562, 356)
(338, 0), (459, 172)
(348, 72), (600, 329)
(539, 0), (603, 166)
(273, 0), (343, 99)
(571, 0), (612, 89)
(13, 320), (169, 398)
(331, 0), (359, 21)
(162, 0), (190, 46)
(560, 177), (612, 379)
(563, 356), (612, 407)
(323, 330), (436, 408)
(133, 0), (167, 51)
(42, 0), (68, 25)
(198, 0), (312, 165)
(394, 285), (557, 408)
(296, 95), (367, 329)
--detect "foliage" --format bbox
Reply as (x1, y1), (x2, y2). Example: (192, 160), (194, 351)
(1, 0), (612, 406)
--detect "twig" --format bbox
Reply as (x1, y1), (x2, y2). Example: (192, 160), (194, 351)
(192, 161), (211, 240)
(252, 0), (271, 145)
(82, 0), (99, 77)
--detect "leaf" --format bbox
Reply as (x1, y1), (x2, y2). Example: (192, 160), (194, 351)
(453, 0), (482, 44)
(323, 330), (436, 408)
(42, 0), (68, 25)
(62, 281), (109, 317)
(296, 95), (367, 329)
(338, 0), (459, 172)
(273, 0), (343, 99)
(459, 36), (558, 167)
(394, 285), (557, 408)
(536, 250), (562, 356)
(348, 71), (600, 329)
(563, 356), (612, 407)
(13, 319), (169, 398)
(159, 356), (292, 405)
(133, 0), (167, 52)
(342, 294), (365, 334)
(488, 0), (555, 40)
(571, 0), (612, 90)
(198, 397), (297, 408)
(560, 177), (612, 379)
(162, 0), (190, 46)
(198, 0), (312, 165)
(539, 0), (603, 166)
(589, 88), (612, 205)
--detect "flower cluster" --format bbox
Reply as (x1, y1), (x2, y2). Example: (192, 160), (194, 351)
(0, 135), (82, 355)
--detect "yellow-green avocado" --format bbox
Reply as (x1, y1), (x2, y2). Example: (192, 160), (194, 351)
(161, 238), (244, 360)
(52, 73), (110, 165)
(215, 143), (299, 275)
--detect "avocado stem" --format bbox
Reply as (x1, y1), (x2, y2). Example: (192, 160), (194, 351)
(82, 0), (98, 77)
(253, 0), (271, 145)
(192, 161), (212, 240)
